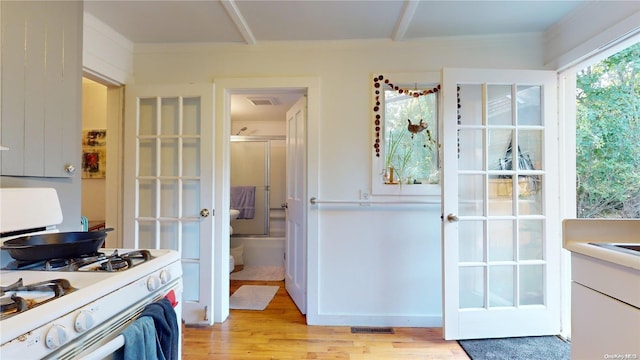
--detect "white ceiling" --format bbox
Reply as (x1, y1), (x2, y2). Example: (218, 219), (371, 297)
(84, 0), (587, 122)
(85, 0), (586, 45)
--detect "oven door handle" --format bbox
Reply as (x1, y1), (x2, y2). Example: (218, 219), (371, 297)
(75, 334), (124, 360)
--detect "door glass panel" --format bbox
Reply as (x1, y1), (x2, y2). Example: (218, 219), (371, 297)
(183, 138), (200, 177)
(182, 262), (199, 301)
(520, 264), (544, 305)
(458, 128), (483, 170)
(517, 130), (542, 171)
(138, 220), (156, 249)
(160, 180), (179, 217)
(489, 190), (513, 216)
(160, 222), (179, 250)
(488, 129), (513, 171)
(161, 139), (179, 176)
(459, 220), (484, 262)
(138, 179), (156, 218)
(139, 98), (157, 135)
(488, 220), (514, 261)
(460, 266), (485, 309)
(139, 139), (156, 176)
(458, 174), (484, 216)
(458, 84), (483, 126)
(489, 265), (514, 307)
(182, 97), (201, 135)
(516, 85), (542, 126)
(182, 221), (199, 259)
(161, 97), (179, 135)
(519, 178), (543, 215)
(519, 219), (543, 260)
(487, 85), (512, 125)
(182, 180), (199, 218)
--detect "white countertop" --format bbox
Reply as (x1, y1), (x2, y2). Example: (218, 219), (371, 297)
(563, 219), (640, 270)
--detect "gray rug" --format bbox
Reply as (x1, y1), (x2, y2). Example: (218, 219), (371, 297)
(229, 285), (279, 310)
(458, 336), (570, 360)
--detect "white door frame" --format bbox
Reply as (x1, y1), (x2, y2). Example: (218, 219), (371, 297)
(214, 77), (320, 324)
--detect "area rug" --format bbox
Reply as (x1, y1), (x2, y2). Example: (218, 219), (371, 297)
(230, 266), (285, 281)
(459, 335), (570, 360)
(229, 285), (279, 310)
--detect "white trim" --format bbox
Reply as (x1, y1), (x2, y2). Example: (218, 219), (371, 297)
(83, 12), (134, 84)
(309, 314), (442, 327)
(220, 0), (256, 45)
(391, 0), (419, 41)
(214, 76), (320, 324)
(544, 2), (640, 71)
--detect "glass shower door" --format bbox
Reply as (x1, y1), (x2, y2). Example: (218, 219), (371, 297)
(230, 140), (268, 235)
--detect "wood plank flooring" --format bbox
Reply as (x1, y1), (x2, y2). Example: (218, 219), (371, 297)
(182, 280), (470, 359)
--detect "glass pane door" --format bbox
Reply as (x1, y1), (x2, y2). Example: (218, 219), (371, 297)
(125, 83), (214, 325)
(442, 68), (560, 340)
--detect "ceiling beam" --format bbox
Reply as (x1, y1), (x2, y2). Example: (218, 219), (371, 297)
(220, 0), (256, 45)
(392, 0), (419, 41)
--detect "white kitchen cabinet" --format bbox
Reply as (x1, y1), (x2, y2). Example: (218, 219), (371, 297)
(571, 282), (640, 359)
(0, 1), (83, 177)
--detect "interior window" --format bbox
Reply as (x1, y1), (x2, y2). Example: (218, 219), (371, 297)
(372, 73), (441, 196)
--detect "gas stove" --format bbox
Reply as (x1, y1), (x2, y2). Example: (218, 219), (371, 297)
(0, 188), (183, 359)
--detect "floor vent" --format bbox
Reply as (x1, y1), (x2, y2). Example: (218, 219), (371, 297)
(350, 326), (394, 334)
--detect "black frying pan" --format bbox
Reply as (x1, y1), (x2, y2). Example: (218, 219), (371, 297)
(1, 228), (113, 261)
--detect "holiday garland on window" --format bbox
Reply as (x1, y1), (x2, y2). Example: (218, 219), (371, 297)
(372, 75), (440, 157)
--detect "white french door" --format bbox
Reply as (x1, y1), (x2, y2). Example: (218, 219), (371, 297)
(124, 83), (214, 325)
(441, 68), (561, 339)
(285, 95), (307, 314)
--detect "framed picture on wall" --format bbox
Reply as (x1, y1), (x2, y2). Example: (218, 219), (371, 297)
(82, 129), (106, 178)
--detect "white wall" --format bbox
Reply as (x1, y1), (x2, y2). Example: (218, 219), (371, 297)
(131, 34), (545, 326)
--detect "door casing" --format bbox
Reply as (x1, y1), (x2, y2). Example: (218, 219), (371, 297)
(215, 77), (320, 323)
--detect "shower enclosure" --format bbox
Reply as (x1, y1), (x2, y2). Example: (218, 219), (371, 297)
(230, 135), (286, 236)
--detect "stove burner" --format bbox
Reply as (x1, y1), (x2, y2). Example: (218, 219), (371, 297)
(99, 250), (153, 272)
(0, 278), (76, 319)
(3, 250), (154, 272)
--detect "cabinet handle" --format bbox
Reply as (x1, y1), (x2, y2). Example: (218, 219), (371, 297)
(64, 164), (76, 175)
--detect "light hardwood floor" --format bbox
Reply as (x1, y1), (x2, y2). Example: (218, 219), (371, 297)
(182, 280), (470, 359)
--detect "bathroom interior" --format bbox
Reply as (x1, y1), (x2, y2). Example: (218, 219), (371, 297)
(228, 91), (304, 277)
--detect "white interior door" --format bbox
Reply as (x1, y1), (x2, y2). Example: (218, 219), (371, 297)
(285, 95), (307, 314)
(441, 68), (561, 340)
(124, 83), (214, 325)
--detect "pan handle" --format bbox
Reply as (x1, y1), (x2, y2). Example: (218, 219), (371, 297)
(91, 227), (114, 233)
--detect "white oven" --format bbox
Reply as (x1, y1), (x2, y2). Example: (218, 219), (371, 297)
(0, 188), (183, 359)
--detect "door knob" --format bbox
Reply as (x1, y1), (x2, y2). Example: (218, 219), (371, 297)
(281, 203), (288, 209)
(200, 209), (210, 218)
(446, 213), (459, 223)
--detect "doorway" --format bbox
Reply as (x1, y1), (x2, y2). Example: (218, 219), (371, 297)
(81, 75), (124, 247)
(214, 77), (320, 323)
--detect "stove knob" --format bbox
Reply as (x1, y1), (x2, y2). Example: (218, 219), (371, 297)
(147, 275), (161, 291)
(159, 270), (172, 284)
(75, 310), (95, 333)
(45, 324), (68, 349)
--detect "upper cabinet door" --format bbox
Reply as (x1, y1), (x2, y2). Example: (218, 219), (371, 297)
(0, 1), (83, 177)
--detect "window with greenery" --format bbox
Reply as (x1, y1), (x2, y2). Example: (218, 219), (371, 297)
(576, 41), (640, 218)
(372, 73), (440, 195)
